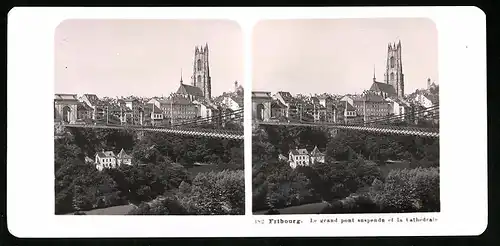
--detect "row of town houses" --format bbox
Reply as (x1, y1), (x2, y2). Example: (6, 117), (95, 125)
(54, 81), (244, 126)
(252, 78), (439, 124)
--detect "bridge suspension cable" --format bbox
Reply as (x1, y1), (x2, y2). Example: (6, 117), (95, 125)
(363, 104), (439, 125)
(65, 124), (244, 140)
(172, 108), (243, 127)
(257, 103), (439, 138)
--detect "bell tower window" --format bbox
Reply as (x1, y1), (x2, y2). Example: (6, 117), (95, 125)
(390, 56), (395, 68)
(197, 59), (202, 71)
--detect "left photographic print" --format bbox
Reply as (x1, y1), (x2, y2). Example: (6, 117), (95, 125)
(54, 19), (244, 216)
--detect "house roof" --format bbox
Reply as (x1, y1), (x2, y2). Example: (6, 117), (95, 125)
(278, 154), (288, 160)
(122, 97), (139, 102)
(252, 91), (272, 99)
(370, 82), (396, 96)
(143, 103), (162, 113)
(271, 99), (286, 108)
(54, 94), (78, 101)
(425, 94), (439, 104)
(77, 101), (93, 111)
(152, 98), (170, 106)
(310, 146), (325, 157)
(166, 96), (194, 105)
(103, 151), (115, 157)
(290, 148), (309, 155)
(82, 94), (105, 106)
(352, 93), (385, 102)
(177, 83), (204, 97)
(276, 91), (294, 104)
(229, 95), (244, 107)
(316, 94), (333, 100)
(336, 101), (356, 111)
(387, 97), (411, 107)
(194, 99), (218, 110)
(96, 151), (116, 158)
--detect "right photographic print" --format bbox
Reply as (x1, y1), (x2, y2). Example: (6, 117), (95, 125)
(252, 19), (440, 215)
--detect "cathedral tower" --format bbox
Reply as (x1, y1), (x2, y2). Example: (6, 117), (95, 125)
(191, 43), (212, 100)
(384, 40), (405, 98)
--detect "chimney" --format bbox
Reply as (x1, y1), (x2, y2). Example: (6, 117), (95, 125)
(234, 81), (238, 92)
(427, 78), (431, 89)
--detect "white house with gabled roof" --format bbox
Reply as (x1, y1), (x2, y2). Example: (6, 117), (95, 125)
(289, 148), (310, 169)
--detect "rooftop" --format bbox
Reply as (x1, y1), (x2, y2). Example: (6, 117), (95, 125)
(54, 94), (78, 101)
(290, 148), (309, 156)
(177, 83), (204, 98)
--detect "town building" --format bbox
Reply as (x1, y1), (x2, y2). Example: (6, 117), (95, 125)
(117, 97), (144, 125)
(77, 101), (93, 122)
(309, 146), (326, 164)
(164, 94), (198, 125)
(335, 100), (357, 124)
(316, 95), (337, 123)
(94, 149), (133, 171)
(220, 94), (244, 120)
(289, 148), (310, 169)
(288, 146), (326, 169)
(340, 92), (391, 122)
(271, 99), (287, 119)
(385, 97), (411, 121)
(95, 151), (117, 171)
(79, 94), (107, 120)
(143, 103), (164, 126)
(412, 93), (438, 109)
(310, 97), (327, 122)
(116, 148), (133, 166)
(193, 100), (219, 123)
(274, 91), (298, 118)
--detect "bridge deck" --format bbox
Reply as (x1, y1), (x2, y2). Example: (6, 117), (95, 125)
(256, 121), (439, 138)
(64, 124), (244, 140)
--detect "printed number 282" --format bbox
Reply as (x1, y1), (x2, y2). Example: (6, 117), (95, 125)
(254, 219), (265, 224)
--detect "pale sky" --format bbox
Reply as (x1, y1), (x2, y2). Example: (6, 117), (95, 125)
(55, 19), (243, 98)
(252, 18), (438, 95)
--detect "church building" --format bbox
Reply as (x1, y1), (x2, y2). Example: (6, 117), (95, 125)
(370, 40), (405, 100)
(191, 43), (212, 100)
(175, 43), (213, 102)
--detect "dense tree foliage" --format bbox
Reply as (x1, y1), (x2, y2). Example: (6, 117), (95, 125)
(252, 126), (440, 213)
(55, 127), (244, 215)
(370, 167), (440, 212)
(129, 170), (244, 215)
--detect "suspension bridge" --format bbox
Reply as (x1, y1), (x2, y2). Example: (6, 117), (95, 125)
(58, 102), (440, 139)
(59, 108), (245, 140)
(255, 104), (439, 138)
